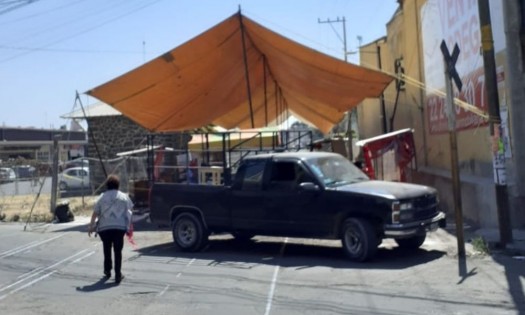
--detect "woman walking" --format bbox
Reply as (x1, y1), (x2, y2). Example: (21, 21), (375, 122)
(88, 175), (133, 284)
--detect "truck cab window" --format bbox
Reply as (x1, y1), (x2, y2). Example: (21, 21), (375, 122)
(237, 160), (265, 190)
(269, 161), (297, 190)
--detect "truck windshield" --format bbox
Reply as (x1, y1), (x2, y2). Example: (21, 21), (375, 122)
(307, 155), (369, 187)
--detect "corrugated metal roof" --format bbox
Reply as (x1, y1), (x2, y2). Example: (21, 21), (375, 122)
(61, 101), (121, 119)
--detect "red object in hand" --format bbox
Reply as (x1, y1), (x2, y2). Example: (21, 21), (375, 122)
(126, 223), (137, 249)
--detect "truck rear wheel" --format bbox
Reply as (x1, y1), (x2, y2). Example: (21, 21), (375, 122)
(172, 212), (208, 251)
(341, 218), (378, 262)
(395, 234), (426, 249)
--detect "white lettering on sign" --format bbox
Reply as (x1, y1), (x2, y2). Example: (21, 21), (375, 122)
(421, 0), (506, 134)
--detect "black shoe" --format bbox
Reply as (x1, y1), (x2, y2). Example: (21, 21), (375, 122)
(104, 271), (111, 280)
(115, 274), (125, 284)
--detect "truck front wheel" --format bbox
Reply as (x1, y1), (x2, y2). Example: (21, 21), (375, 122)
(341, 218), (378, 262)
(172, 212), (208, 251)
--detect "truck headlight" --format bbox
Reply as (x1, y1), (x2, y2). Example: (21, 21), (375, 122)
(391, 201), (413, 223)
(392, 201), (413, 211)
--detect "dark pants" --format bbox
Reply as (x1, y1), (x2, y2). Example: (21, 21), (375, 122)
(98, 229), (126, 277)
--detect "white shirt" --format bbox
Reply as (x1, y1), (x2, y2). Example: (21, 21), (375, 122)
(94, 190), (133, 232)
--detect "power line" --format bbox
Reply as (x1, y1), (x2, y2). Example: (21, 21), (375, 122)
(0, 0), (165, 64)
(0, 0), (86, 26)
(0, 44), (148, 55)
(2, 0), (131, 46)
(0, 0), (39, 16)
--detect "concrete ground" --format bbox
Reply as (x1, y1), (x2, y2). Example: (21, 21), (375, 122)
(473, 228), (525, 256)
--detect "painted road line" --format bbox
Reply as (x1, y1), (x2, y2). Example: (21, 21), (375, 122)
(0, 234), (65, 259)
(0, 271), (58, 301)
(71, 251), (95, 264)
(264, 237), (288, 315)
(158, 285), (170, 297)
(17, 267), (44, 279)
(0, 249), (90, 294)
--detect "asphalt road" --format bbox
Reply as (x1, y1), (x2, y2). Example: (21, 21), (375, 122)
(0, 216), (523, 315)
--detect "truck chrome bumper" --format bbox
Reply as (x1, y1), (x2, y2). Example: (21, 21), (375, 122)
(384, 212), (446, 238)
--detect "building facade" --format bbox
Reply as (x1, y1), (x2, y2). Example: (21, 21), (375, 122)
(357, 0), (524, 228)
(0, 127), (87, 165)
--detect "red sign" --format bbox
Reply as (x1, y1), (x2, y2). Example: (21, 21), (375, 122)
(421, 0), (505, 134)
(426, 68), (488, 134)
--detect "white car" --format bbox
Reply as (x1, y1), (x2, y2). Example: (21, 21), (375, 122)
(0, 167), (16, 183)
(58, 167), (90, 190)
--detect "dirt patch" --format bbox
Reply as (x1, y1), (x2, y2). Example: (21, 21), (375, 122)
(0, 194), (97, 223)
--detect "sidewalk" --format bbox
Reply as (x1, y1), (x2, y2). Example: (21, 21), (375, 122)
(473, 228), (525, 256)
(443, 221), (525, 256)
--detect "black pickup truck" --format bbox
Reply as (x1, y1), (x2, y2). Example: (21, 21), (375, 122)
(149, 152), (445, 261)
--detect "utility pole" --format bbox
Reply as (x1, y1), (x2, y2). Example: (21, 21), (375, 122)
(503, 0), (525, 228)
(478, 0), (513, 245)
(318, 17), (347, 61)
(318, 17), (354, 160)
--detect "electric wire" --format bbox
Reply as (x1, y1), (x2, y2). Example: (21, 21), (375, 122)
(0, 0), (164, 64)
(0, 0), (86, 26)
(0, 0), (39, 16)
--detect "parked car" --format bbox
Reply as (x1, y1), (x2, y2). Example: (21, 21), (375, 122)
(61, 158), (89, 170)
(58, 167), (90, 190)
(13, 165), (36, 180)
(0, 167), (16, 183)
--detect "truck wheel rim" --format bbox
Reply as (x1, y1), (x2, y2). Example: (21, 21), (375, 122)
(344, 229), (362, 254)
(177, 220), (195, 245)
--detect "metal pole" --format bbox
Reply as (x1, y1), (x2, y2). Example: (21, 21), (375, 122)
(342, 17), (347, 62)
(50, 135), (60, 216)
(263, 56), (268, 126)
(318, 16), (355, 159)
(377, 43), (387, 134)
(444, 66), (466, 258)
(478, 0), (513, 245)
(414, 0), (429, 166)
(238, 10), (255, 129)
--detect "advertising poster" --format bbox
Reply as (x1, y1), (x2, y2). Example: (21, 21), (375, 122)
(420, 0), (507, 134)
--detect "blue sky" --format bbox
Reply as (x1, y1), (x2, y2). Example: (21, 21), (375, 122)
(0, 0), (398, 129)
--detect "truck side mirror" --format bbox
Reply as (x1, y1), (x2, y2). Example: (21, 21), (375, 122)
(299, 182), (320, 191)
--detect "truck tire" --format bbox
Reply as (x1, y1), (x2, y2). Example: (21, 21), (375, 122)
(395, 234), (426, 249)
(172, 212), (208, 252)
(341, 218), (378, 262)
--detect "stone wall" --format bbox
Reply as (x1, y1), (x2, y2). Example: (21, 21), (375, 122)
(85, 115), (190, 193)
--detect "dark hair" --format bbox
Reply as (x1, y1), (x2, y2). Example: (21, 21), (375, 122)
(106, 175), (120, 190)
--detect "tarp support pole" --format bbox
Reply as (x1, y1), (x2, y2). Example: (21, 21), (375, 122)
(238, 10), (255, 128)
(75, 91), (107, 179)
(263, 55), (268, 126)
(205, 133), (210, 164)
(278, 86), (285, 127)
(274, 80), (279, 126)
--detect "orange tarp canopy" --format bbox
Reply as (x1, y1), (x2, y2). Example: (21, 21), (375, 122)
(86, 13), (393, 134)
